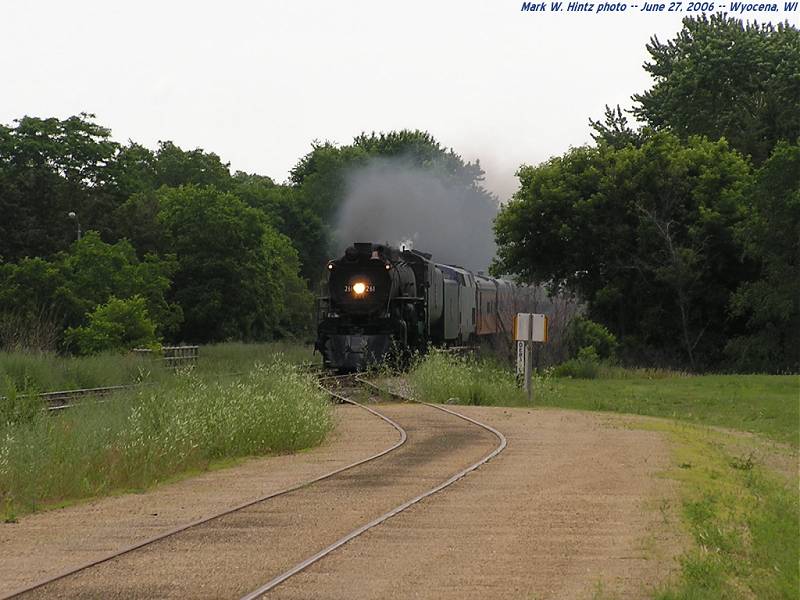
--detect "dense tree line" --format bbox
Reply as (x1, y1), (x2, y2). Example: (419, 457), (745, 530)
(493, 15), (799, 372)
(0, 117), (321, 350)
(0, 117), (488, 353)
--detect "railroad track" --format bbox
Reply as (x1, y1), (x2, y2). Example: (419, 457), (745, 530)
(4, 372), (506, 599)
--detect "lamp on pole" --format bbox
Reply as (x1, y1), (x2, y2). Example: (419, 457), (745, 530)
(67, 211), (81, 241)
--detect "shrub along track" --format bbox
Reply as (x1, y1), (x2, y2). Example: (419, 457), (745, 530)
(4, 375), (504, 599)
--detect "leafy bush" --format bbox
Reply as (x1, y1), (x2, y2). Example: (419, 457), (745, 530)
(564, 316), (618, 360)
(64, 296), (158, 355)
(0, 360), (332, 513)
(553, 346), (602, 379)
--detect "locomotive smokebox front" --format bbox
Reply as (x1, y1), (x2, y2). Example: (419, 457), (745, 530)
(327, 242), (393, 315)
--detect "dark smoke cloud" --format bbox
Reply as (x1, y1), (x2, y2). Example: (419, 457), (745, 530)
(335, 156), (499, 272)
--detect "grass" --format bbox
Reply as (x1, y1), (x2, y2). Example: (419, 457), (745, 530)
(647, 421), (799, 599)
(199, 341), (315, 374)
(408, 354), (799, 448)
(0, 341), (317, 396)
(546, 374), (799, 447)
(407, 350), (561, 407)
(0, 360), (331, 517)
(0, 351), (163, 396)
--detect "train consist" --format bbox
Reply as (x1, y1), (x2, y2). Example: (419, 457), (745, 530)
(316, 242), (531, 370)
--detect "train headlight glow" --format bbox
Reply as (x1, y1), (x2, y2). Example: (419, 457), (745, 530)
(352, 282), (366, 295)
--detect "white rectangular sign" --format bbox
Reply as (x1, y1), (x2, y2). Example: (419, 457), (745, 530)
(514, 313), (530, 341)
(531, 313), (547, 343)
(514, 313), (548, 342)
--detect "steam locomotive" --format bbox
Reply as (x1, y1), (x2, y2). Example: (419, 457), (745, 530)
(315, 242), (524, 371)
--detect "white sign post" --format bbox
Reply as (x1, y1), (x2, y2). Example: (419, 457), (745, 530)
(514, 313), (548, 403)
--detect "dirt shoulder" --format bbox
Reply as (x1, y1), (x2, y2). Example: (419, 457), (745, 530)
(0, 404), (399, 597)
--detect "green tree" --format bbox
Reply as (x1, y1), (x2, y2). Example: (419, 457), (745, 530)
(290, 141), (368, 221)
(0, 257), (66, 350)
(157, 185), (311, 342)
(727, 142), (800, 371)
(0, 257), (65, 318)
(589, 105), (644, 149)
(0, 234), (179, 350)
(64, 295), (158, 355)
(0, 114), (122, 261)
(112, 190), (168, 257)
(55, 232), (180, 335)
(493, 133), (752, 369)
(152, 141), (233, 191)
(632, 15), (800, 165)
(233, 172), (328, 283)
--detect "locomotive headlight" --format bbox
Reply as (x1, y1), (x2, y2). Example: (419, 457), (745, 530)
(352, 282), (367, 295)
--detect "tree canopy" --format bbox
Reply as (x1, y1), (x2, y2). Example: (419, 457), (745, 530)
(632, 15), (800, 164)
(493, 134), (754, 369)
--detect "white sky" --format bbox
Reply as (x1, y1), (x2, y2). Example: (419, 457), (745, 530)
(3, 1), (797, 201)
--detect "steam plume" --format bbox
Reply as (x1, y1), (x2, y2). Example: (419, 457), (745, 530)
(335, 156), (498, 272)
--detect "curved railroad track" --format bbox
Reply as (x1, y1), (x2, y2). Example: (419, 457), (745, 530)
(5, 373), (506, 599)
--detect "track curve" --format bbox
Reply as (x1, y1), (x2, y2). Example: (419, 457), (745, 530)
(240, 377), (507, 599)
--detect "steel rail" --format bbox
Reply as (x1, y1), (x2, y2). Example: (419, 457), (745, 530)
(240, 377), (507, 599)
(1, 378), (407, 600)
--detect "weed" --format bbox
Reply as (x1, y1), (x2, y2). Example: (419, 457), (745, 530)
(730, 452), (756, 471)
(0, 342), (316, 397)
(2, 496), (16, 523)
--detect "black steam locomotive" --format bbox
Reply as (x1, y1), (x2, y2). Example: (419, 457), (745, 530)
(315, 242), (522, 370)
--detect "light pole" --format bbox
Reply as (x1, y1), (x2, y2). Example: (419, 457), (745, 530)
(67, 211), (81, 241)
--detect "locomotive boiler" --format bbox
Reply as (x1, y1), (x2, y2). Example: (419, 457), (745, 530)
(315, 242), (521, 371)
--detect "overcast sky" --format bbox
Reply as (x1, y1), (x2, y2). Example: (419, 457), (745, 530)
(3, 1), (797, 201)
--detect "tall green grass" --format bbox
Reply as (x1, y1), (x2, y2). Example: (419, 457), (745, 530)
(410, 353), (798, 446)
(0, 360), (331, 516)
(0, 351), (161, 396)
(199, 341), (315, 374)
(408, 350), (560, 407)
(0, 342), (317, 396)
